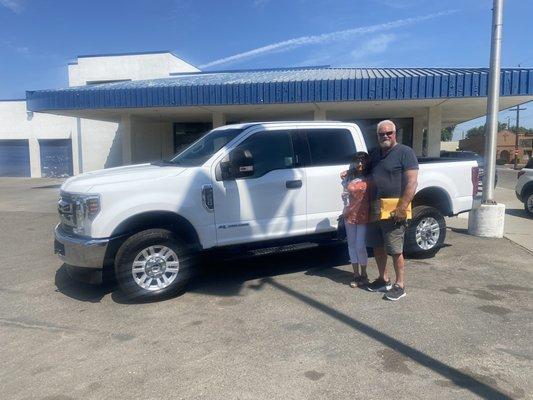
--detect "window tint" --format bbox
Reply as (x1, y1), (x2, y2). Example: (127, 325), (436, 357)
(170, 128), (243, 166)
(306, 129), (356, 166)
(236, 130), (294, 178)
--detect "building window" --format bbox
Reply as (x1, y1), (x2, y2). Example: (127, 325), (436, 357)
(173, 122), (212, 154)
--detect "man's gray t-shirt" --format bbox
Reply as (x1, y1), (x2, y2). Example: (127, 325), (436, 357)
(370, 144), (419, 200)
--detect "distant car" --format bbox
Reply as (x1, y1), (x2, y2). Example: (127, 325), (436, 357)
(516, 158), (533, 217)
(440, 151), (498, 188)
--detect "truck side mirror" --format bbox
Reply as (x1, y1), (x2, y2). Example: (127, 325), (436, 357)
(220, 148), (254, 180)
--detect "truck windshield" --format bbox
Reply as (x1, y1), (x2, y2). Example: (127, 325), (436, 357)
(169, 128), (244, 166)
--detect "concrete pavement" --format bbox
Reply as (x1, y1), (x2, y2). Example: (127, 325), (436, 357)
(0, 178), (532, 400)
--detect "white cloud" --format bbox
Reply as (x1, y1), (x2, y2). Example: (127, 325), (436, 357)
(253, 0), (270, 6)
(200, 10), (457, 69)
(1, 40), (29, 55)
(0, 0), (24, 13)
(350, 33), (397, 60)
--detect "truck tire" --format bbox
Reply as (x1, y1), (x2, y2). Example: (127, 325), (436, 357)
(404, 206), (446, 256)
(114, 229), (192, 300)
(524, 192), (533, 217)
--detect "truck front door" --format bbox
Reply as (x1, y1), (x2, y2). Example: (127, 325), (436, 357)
(211, 129), (307, 246)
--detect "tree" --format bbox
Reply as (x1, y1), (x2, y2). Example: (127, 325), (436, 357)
(465, 122), (509, 139)
(441, 126), (454, 141)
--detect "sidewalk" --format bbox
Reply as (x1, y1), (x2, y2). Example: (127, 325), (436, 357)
(447, 187), (533, 253)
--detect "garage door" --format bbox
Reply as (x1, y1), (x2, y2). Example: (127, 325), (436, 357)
(0, 139), (31, 177)
(39, 139), (73, 178)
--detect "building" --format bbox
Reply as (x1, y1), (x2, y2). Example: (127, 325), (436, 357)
(1, 50), (533, 177)
(0, 51), (198, 177)
(440, 141), (460, 152)
(459, 130), (533, 163)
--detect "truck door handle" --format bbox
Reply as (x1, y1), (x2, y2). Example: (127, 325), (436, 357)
(286, 180), (302, 189)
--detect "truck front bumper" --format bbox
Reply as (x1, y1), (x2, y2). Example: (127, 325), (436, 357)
(54, 224), (113, 269)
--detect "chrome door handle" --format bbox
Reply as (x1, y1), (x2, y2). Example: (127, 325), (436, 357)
(286, 180), (302, 189)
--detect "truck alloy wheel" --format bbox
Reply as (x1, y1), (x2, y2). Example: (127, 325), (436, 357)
(132, 245), (180, 291)
(404, 206), (446, 256)
(415, 217), (440, 250)
(114, 229), (191, 300)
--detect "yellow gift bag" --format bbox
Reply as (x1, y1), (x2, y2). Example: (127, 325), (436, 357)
(379, 198), (412, 220)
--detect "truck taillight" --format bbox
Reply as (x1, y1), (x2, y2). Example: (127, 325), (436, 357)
(518, 170), (525, 179)
(471, 166), (479, 196)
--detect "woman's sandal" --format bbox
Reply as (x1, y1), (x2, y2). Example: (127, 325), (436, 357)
(350, 275), (362, 288)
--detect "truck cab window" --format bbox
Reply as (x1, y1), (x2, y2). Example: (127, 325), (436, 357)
(306, 129), (356, 166)
(235, 130), (294, 179)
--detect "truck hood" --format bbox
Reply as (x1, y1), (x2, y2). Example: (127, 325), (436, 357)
(61, 163), (187, 193)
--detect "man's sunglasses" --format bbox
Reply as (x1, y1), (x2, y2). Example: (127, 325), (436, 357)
(378, 130), (395, 137)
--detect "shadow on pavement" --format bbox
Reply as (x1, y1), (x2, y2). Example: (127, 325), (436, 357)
(449, 227), (469, 235)
(189, 243), (349, 297)
(505, 208), (531, 219)
(262, 277), (515, 400)
(53, 244), (351, 303)
(55, 241), (455, 303)
(32, 184), (62, 189)
(54, 265), (115, 303)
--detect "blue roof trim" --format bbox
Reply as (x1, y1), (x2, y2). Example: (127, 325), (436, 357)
(0, 98), (26, 102)
(26, 67), (533, 112)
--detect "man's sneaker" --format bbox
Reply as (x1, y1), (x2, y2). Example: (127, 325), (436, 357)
(384, 284), (406, 301)
(366, 278), (392, 292)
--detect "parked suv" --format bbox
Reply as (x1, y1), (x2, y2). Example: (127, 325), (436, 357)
(54, 122), (478, 299)
(516, 158), (533, 216)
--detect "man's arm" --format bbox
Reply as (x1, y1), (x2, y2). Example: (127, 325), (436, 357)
(394, 169), (418, 221)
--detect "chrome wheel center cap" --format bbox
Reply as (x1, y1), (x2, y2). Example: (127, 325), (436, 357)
(145, 256), (166, 276)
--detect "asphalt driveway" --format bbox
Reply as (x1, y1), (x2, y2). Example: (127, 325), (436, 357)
(0, 178), (532, 400)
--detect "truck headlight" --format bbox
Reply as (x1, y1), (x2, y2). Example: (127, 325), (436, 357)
(72, 194), (101, 235)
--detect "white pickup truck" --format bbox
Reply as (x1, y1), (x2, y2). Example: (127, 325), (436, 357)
(54, 122), (478, 299)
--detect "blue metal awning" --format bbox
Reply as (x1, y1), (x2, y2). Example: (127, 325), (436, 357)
(26, 67), (533, 112)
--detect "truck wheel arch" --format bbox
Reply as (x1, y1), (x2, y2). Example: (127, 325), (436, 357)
(412, 187), (453, 217)
(110, 211), (201, 250)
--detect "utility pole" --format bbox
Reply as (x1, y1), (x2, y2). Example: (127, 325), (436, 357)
(510, 106), (526, 169)
(468, 0), (506, 238)
(481, 0), (503, 204)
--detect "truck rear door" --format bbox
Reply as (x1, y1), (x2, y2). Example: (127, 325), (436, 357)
(301, 128), (359, 234)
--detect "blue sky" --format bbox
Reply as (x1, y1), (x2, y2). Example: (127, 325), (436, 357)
(1, 0), (532, 138)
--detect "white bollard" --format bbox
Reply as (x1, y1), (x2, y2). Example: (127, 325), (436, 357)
(467, 203), (506, 238)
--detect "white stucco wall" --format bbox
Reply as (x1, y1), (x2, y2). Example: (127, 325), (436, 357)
(68, 52), (199, 86)
(132, 120), (174, 164)
(78, 118), (122, 172)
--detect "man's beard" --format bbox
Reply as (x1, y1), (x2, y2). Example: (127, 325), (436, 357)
(379, 139), (391, 149)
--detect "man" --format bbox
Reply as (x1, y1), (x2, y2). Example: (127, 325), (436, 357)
(365, 120), (419, 301)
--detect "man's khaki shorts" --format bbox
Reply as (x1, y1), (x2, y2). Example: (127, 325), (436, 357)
(366, 220), (408, 255)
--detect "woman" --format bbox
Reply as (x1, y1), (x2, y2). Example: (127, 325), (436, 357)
(341, 152), (372, 288)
